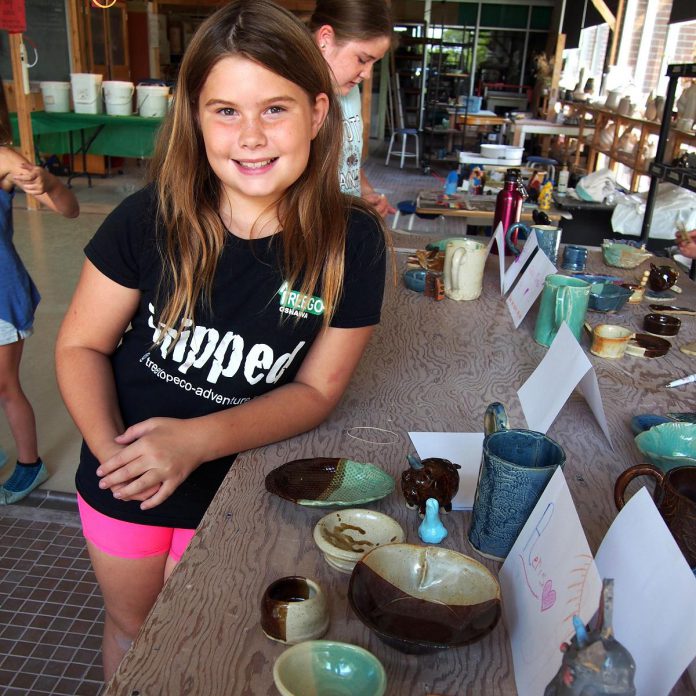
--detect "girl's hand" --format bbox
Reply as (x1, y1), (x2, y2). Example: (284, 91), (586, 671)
(96, 418), (204, 510)
(363, 190), (394, 219)
(13, 162), (49, 196)
(676, 229), (696, 260)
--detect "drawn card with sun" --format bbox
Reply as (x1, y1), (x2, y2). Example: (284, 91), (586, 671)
(499, 467), (602, 696)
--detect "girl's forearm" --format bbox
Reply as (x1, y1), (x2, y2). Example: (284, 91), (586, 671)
(56, 346), (125, 462)
(185, 381), (338, 463)
(41, 173), (79, 218)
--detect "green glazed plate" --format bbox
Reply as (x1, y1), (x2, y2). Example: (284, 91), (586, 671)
(265, 457), (395, 507)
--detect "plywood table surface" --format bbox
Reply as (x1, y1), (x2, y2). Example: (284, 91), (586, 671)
(105, 247), (696, 696)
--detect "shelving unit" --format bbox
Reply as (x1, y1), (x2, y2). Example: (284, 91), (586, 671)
(639, 63), (696, 278)
(556, 99), (695, 193)
(419, 22), (476, 171)
(392, 23), (426, 130)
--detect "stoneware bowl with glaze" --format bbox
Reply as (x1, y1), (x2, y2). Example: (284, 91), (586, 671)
(403, 268), (427, 293)
(588, 283), (633, 312)
(273, 640), (387, 696)
(313, 509), (405, 574)
(348, 544), (501, 654)
(625, 333), (671, 358)
(601, 241), (652, 269)
(634, 422), (696, 472)
(643, 312), (681, 337)
(260, 576), (329, 645)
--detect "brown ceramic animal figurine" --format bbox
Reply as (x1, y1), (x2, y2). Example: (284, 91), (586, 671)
(402, 455), (460, 516)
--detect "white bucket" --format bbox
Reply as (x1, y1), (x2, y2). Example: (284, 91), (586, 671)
(136, 84), (169, 118)
(71, 73), (103, 114)
(103, 80), (134, 116)
(40, 81), (71, 113)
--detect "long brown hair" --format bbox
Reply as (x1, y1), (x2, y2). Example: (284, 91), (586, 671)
(149, 0), (383, 334)
(308, 0), (393, 43)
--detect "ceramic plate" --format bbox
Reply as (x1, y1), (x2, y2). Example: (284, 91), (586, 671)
(265, 458), (395, 507)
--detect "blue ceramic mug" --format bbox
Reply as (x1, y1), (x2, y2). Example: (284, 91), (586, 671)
(469, 403), (566, 560)
(561, 245), (588, 272)
(506, 223), (561, 265)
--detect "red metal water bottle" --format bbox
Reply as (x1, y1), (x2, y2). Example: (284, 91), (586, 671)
(492, 169), (526, 256)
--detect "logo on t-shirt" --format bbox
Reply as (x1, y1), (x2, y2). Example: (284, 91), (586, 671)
(278, 281), (325, 319)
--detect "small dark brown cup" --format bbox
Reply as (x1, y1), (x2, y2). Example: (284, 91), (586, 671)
(643, 312), (681, 336)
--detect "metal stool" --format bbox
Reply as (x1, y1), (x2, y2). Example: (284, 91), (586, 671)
(385, 129), (420, 169)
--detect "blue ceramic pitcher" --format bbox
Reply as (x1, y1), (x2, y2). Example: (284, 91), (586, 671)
(468, 403), (566, 561)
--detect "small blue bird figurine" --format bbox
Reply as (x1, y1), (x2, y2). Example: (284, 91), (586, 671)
(418, 497), (448, 544)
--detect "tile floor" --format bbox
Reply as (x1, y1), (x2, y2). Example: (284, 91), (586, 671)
(0, 494), (104, 695)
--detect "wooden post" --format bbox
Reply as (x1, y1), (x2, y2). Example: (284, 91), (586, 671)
(66, 0), (86, 73)
(608, 0), (626, 66)
(9, 33), (38, 211)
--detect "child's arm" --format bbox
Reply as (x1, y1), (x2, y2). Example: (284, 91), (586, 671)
(12, 160), (79, 218)
(93, 323), (375, 510)
(55, 260), (140, 468)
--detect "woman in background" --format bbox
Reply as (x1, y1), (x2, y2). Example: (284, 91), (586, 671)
(308, 0), (395, 219)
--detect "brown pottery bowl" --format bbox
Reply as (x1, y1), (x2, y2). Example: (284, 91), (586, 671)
(348, 544), (501, 654)
(643, 313), (681, 337)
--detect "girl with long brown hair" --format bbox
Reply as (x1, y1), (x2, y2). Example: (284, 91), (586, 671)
(309, 0), (396, 218)
(55, 0), (386, 679)
(0, 78), (78, 505)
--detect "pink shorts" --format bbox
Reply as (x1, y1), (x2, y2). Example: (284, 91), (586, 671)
(77, 494), (195, 562)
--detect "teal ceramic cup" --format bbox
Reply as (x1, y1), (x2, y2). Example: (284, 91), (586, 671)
(534, 274), (591, 347)
(469, 403), (566, 561)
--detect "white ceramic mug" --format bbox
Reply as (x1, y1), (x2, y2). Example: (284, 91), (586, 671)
(444, 239), (488, 301)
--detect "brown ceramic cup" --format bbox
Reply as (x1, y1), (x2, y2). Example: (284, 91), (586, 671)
(614, 465), (696, 568)
(260, 576), (329, 645)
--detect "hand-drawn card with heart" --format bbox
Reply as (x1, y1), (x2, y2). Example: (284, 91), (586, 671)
(505, 247), (557, 327)
(499, 468), (602, 696)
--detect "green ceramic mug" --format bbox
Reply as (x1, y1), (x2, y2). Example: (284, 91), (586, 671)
(534, 274), (591, 347)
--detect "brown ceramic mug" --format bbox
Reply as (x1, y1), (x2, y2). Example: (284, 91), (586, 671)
(614, 465), (696, 568)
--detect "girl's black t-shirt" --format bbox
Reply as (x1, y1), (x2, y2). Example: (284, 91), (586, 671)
(76, 185), (386, 528)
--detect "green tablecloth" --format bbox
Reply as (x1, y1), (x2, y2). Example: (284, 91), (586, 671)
(10, 111), (164, 158)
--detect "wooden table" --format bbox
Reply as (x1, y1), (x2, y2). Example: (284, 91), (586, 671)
(509, 118), (595, 153)
(416, 190), (567, 229)
(104, 248), (696, 696)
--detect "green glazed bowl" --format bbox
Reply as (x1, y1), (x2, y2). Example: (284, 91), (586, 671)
(273, 640), (387, 696)
(634, 422), (696, 471)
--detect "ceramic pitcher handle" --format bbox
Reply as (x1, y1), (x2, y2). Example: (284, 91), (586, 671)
(613, 464), (663, 510)
(505, 222), (528, 256)
(450, 247), (466, 292)
(484, 402), (509, 436)
(554, 285), (569, 331)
